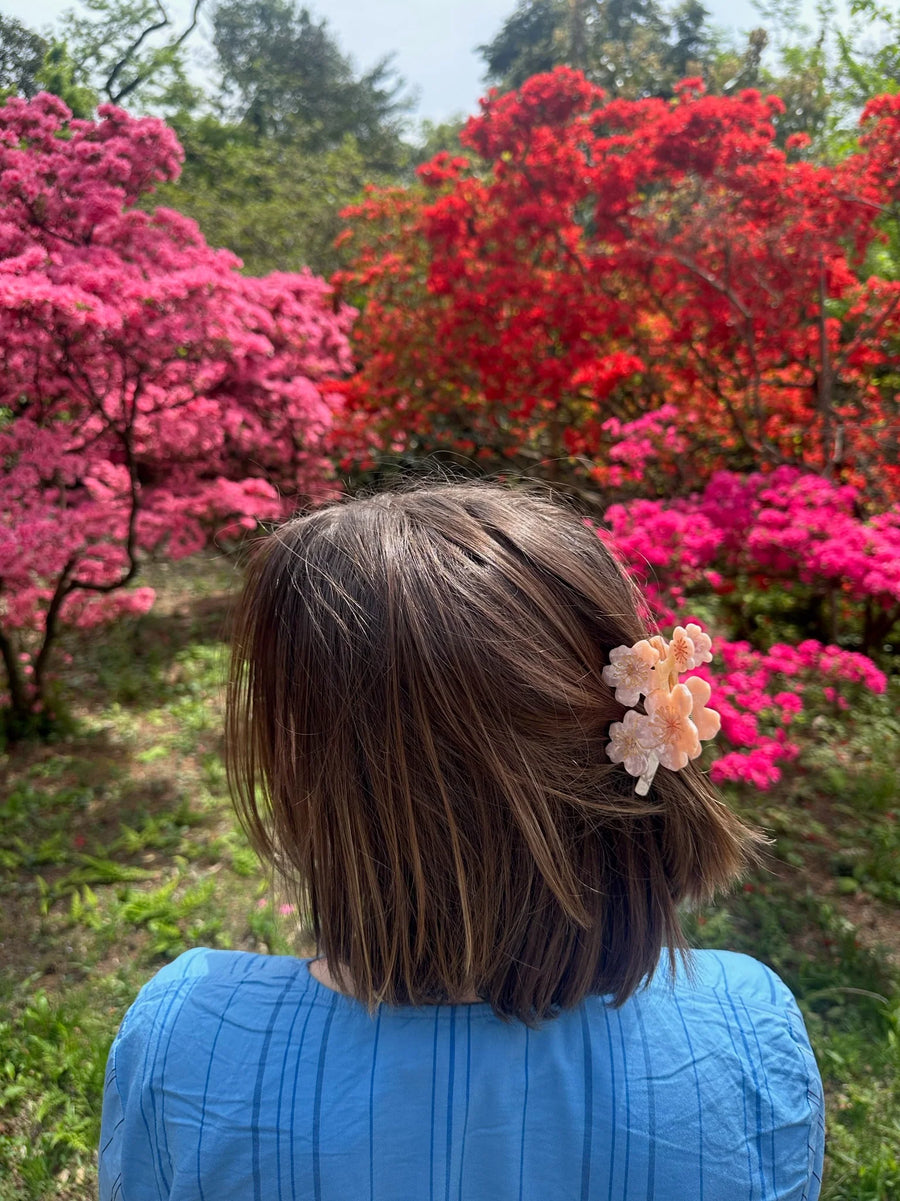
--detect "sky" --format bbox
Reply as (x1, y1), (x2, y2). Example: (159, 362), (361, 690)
(1, 0), (825, 124)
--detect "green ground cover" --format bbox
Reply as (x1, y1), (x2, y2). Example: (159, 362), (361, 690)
(1, 553), (898, 1200)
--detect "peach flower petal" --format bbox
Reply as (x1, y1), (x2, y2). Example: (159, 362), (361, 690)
(644, 684), (700, 770)
(670, 626), (696, 673)
(684, 675), (721, 743)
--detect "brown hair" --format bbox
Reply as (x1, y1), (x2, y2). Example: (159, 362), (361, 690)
(226, 481), (759, 1022)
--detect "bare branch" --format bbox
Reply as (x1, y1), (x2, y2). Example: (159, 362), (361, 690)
(834, 191), (893, 216)
(106, 0), (205, 105)
(0, 622), (28, 717)
(105, 0), (170, 102)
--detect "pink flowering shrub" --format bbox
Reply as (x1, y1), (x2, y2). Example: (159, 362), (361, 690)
(0, 94), (354, 731)
(695, 639), (885, 789)
(600, 470), (894, 788)
(605, 468), (900, 650)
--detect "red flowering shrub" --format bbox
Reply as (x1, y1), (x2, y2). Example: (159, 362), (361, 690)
(334, 70), (900, 504)
(0, 94), (353, 730)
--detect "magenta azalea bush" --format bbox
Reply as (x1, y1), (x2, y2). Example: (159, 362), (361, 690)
(0, 94), (353, 728)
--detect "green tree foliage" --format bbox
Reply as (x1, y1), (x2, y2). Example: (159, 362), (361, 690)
(409, 115), (469, 169)
(837, 0), (899, 108)
(733, 0), (836, 145)
(153, 0), (417, 274)
(210, 0), (412, 169)
(0, 14), (97, 116)
(479, 0), (720, 97)
(737, 0), (900, 154)
(477, 0), (898, 147)
(156, 118), (386, 276)
(478, 0), (562, 87)
(36, 43), (99, 117)
(0, 15), (48, 100)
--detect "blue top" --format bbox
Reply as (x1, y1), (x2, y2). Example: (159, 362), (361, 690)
(99, 947), (824, 1201)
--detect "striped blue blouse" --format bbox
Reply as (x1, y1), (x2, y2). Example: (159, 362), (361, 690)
(99, 947), (824, 1201)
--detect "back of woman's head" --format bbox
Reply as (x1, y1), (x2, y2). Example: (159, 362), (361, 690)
(226, 481), (757, 1022)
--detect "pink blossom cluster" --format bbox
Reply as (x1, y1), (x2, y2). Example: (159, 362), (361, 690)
(653, 634), (884, 790)
(0, 95), (354, 715)
(604, 467), (900, 635)
(694, 639), (884, 788)
(598, 404), (689, 485)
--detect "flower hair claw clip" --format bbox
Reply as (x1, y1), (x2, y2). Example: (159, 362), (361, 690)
(602, 624), (720, 795)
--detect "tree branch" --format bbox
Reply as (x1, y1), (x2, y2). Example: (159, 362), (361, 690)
(105, 1), (170, 100)
(32, 556), (78, 696)
(106, 0), (205, 105)
(68, 419), (142, 599)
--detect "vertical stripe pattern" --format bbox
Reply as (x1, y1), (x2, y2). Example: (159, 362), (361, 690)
(312, 994), (338, 1201)
(580, 1006), (593, 1201)
(634, 996), (656, 1199)
(518, 1026), (530, 1201)
(369, 1008), (383, 1201)
(457, 1007), (472, 1201)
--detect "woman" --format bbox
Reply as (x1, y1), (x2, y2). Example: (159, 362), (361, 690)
(99, 482), (825, 1200)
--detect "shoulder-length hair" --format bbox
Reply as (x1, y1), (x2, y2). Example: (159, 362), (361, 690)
(226, 481), (759, 1022)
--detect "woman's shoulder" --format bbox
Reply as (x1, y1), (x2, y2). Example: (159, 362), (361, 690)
(139, 946), (308, 988)
(623, 948), (819, 1085)
(116, 948), (316, 1036)
(131, 946), (800, 1015)
(121, 945), (809, 1050)
(670, 947), (799, 1006)
(637, 948), (809, 1028)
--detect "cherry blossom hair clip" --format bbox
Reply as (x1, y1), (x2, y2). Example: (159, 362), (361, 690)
(601, 624), (721, 796)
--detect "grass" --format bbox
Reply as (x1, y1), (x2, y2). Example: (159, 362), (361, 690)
(1, 552), (899, 1199)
